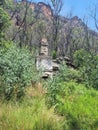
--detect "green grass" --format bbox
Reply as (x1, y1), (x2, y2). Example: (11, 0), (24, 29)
(56, 82), (98, 130)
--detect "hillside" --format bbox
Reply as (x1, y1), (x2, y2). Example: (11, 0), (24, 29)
(6, 1), (98, 58)
(1, 1), (98, 130)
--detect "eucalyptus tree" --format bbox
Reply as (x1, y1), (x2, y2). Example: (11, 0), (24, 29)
(49, 0), (63, 55)
(4, 0), (38, 48)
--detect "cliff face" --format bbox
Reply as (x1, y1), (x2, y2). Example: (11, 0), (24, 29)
(30, 2), (53, 19)
(37, 2), (53, 19)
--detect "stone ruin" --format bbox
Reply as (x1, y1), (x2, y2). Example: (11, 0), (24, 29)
(36, 38), (53, 78)
(36, 37), (75, 78)
(40, 38), (49, 56)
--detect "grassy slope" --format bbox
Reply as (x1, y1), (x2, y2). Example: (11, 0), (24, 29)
(56, 82), (98, 130)
(0, 82), (98, 130)
(0, 85), (64, 130)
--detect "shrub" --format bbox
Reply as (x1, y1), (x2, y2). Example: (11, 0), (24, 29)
(0, 7), (10, 39)
(65, 68), (83, 83)
(73, 49), (89, 68)
(0, 43), (35, 100)
(81, 53), (98, 88)
(44, 62), (69, 107)
(44, 62), (83, 107)
(52, 50), (57, 59)
(74, 49), (98, 89)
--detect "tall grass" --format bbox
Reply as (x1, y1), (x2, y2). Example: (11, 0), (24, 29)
(55, 82), (98, 130)
(0, 82), (98, 130)
(0, 86), (64, 130)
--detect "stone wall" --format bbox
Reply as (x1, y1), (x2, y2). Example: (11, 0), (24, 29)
(36, 56), (52, 71)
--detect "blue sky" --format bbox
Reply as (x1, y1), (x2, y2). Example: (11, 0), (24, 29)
(61, 0), (98, 31)
(24, 0), (98, 31)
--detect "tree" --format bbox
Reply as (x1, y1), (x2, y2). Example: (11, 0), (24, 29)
(50, 0), (63, 54)
(0, 43), (35, 100)
(4, 0), (38, 48)
(0, 3), (10, 41)
(0, 0), (5, 7)
(89, 4), (98, 30)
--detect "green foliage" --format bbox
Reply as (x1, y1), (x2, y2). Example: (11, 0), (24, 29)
(0, 43), (35, 100)
(44, 77), (62, 107)
(0, 0), (5, 7)
(44, 62), (83, 108)
(1, 81), (98, 130)
(59, 61), (70, 81)
(52, 50), (57, 59)
(81, 52), (98, 88)
(0, 7), (10, 38)
(73, 49), (89, 68)
(74, 49), (98, 89)
(55, 82), (98, 130)
(44, 62), (69, 107)
(45, 74), (98, 130)
(67, 68), (82, 83)
(6, 1), (37, 47)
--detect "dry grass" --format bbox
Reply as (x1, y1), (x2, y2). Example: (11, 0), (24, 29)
(0, 82), (64, 130)
(0, 99), (64, 130)
(26, 82), (46, 98)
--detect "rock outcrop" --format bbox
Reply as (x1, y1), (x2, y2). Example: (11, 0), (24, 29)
(30, 2), (53, 20)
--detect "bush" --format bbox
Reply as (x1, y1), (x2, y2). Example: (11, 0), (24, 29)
(74, 49), (98, 89)
(0, 43), (35, 100)
(0, 7), (10, 39)
(65, 68), (83, 83)
(44, 62), (69, 107)
(45, 77), (98, 129)
(73, 49), (89, 68)
(44, 62), (83, 107)
(81, 53), (98, 88)
(55, 82), (98, 130)
(52, 50), (57, 59)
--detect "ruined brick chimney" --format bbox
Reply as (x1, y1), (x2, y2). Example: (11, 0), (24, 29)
(40, 38), (48, 56)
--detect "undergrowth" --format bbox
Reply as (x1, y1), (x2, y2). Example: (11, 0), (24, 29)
(0, 86), (64, 130)
(0, 81), (98, 130)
